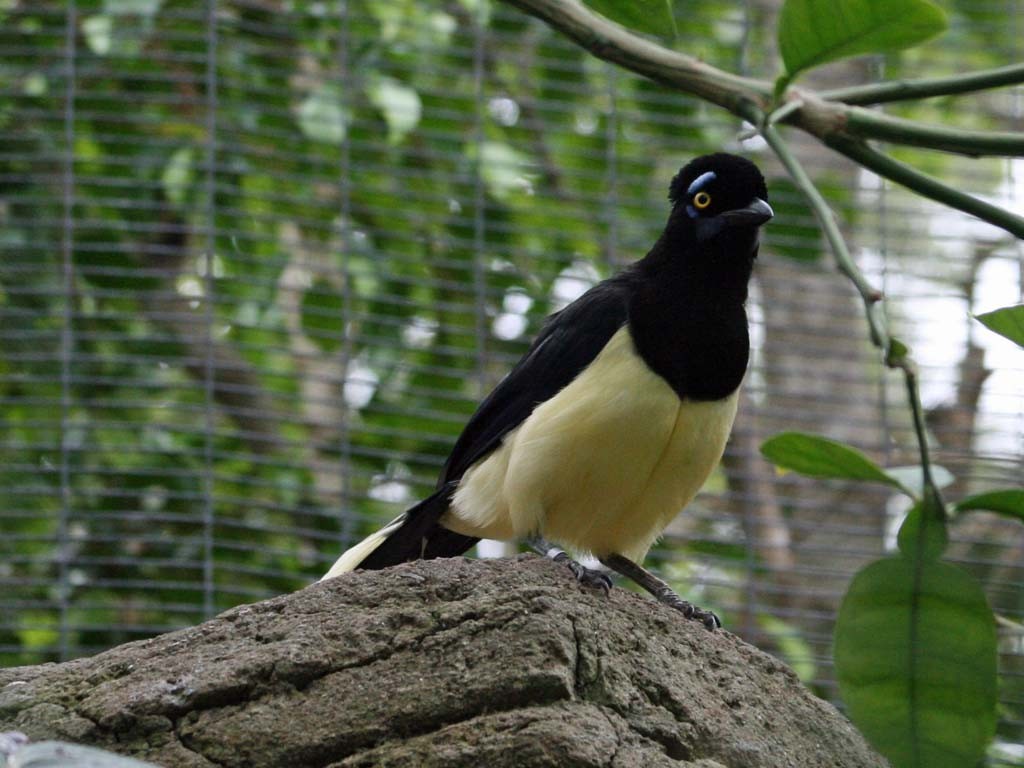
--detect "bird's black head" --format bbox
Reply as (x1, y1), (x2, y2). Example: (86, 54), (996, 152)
(667, 153), (772, 245)
(629, 154), (771, 400)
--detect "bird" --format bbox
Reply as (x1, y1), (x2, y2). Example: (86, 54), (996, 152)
(323, 152), (772, 629)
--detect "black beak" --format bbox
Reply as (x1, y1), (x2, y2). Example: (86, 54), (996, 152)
(720, 197), (773, 228)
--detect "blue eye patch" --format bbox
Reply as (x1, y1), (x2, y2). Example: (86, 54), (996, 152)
(686, 171), (716, 196)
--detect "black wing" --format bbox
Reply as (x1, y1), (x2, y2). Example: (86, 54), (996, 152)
(439, 270), (637, 486)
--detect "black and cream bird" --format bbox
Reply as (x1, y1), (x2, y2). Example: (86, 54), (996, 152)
(323, 153), (772, 628)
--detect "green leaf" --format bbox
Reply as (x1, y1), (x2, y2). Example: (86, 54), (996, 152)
(582, 0), (677, 39)
(896, 499), (948, 560)
(298, 85), (349, 145)
(760, 432), (906, 492)
(886, 336), (910, 367)
(16, 622), (59, 650)
(777, 0), (947, 82)
(974, 304), (1024, 349)
(23, 71), (48, 96)
(759, 614), (817, 682)
(160, 147), (195, 207)
(79, 250), (158, 291)
(300, 278), (344, 354)
(478, 141), (533, 202)
(835, 557), (997, 768)
(82, 15), (114, 55)
(105, 0), (162, 14)
(955, 489), (1024, 523)
(367, 76), (422, 145)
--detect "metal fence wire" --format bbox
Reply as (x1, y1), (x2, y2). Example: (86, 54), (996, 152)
(1, 0), (1023, 757)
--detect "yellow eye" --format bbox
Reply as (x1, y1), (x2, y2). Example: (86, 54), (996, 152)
(693, 191), (712, 210)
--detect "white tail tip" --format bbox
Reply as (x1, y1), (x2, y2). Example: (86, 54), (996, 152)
(321, 514), (406, 581)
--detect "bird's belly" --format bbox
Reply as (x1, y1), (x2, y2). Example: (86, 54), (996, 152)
(445, 327), (739, 561)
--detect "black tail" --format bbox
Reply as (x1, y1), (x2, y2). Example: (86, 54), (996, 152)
(324, 488), (479, 577)
(362, 488), (479, 569)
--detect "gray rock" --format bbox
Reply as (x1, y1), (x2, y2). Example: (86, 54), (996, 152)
(0, 556), (885, 768)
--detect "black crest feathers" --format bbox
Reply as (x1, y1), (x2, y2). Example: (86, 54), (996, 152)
(668, 153), (768, 207)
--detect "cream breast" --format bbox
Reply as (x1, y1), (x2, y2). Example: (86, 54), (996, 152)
(444, 326), (739, 562)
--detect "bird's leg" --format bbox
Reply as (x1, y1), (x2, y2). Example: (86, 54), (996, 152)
(599, 553), (721, 630)
(527, 536), (612, 594)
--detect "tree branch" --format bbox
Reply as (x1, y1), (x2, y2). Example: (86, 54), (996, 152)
(139, 205), (284, 455)
(843, 107), (1024, 157)
(826, 135), (1024, 239)
(821, 62), (1024, 106)
(761, 125), (946, 519)
(498, 0), (772, 115)
(760, 123), (889, 349)
(496, 0), (1024, 241)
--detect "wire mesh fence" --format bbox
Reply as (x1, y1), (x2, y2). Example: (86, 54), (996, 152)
(1, 0), (1022, 758)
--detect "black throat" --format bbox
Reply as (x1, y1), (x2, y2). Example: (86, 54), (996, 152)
(626, 226), (756, 402)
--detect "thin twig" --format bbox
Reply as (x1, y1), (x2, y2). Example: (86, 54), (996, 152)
(843, 107), (1024, 157)
(761, 124), (945, 515)
(900, 364), (944, 517)
(827, 136), (1024, 240)
(761, 123), (888, 349)
(821, 62), (1024, 105)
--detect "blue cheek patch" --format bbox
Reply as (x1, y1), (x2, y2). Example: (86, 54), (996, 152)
(686, 205), (698, 218)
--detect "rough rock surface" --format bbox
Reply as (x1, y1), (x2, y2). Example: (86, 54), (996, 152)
(0, 556), (885, 767)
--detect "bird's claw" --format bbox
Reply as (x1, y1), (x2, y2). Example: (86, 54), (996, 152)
(678, 603), (720, 629)
(692, 606), (722, 630)
(555, 553), (612, 595)
(662, 592), (721, 629)
(574, 565), (613, 595)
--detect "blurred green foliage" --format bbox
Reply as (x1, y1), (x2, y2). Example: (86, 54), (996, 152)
(0, 2), (1021, 759)
(0, 0), (753, 663)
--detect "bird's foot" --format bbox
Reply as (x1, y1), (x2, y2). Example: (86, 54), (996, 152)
(654, 588), (721, 629)
(552, 551), (613, 595)
(527, 536), (612, 595)
(599, 553), (721, 630)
